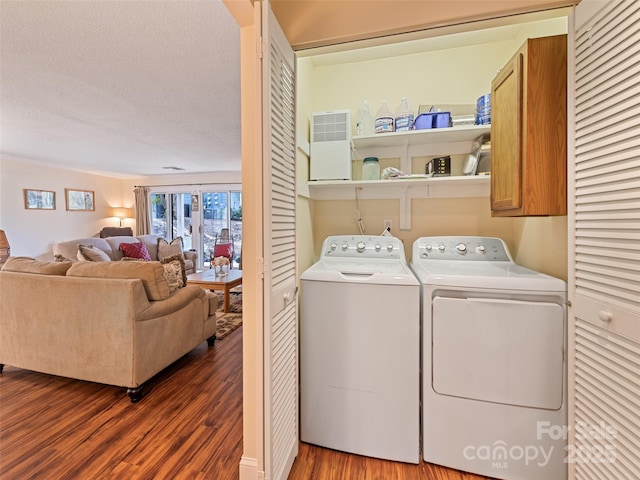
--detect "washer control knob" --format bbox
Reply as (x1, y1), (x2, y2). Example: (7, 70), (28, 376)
(356, 241), (366, 252)
(425, 244), (433, 251)
(438, 244), (446, 252)
(456, 243), (467, 254)
(341, 243), (349, 251)
(386, 243), (394, 252)
(476, 245), (486, 254)
(330, 242), (337, 251)
(375, 243), (382, 252)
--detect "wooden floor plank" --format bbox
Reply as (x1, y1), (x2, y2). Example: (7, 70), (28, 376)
(1, 325), (493, 479)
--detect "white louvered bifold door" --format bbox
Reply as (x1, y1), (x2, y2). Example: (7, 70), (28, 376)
(571, 0), (640, 478)
(262, 3), (298, 480)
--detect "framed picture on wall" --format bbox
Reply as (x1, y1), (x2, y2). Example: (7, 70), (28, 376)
(65, 188), (95, 211)
(24, 189), (56, 210)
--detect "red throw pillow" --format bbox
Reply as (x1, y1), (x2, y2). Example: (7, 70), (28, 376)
(214, 243), (233, 258)
(120, 242), (152, 261)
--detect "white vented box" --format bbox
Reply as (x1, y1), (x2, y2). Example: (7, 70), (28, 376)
(310, 110), (351, 181)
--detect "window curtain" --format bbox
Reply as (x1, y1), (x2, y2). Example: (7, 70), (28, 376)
(133, 186), (151, 235)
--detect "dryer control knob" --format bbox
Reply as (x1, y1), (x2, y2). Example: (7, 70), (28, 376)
(425, 244), (433, 251)
(456, 243), (467, 254)
(341, 243), (349, 251)
(476, 245), (486, 254)
(356, 241), (366, 252)
(386, 243), (394, 252)
(438, 244), (446, 252)
(330, 242), (337, 251)
(375, 243), (382, 251)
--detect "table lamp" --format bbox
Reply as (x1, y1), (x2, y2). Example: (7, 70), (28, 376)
(110, 207), (132, 227)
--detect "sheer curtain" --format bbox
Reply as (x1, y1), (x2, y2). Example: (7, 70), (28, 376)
(133, 186), (150, 235)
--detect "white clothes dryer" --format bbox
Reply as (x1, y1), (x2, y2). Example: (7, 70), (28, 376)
(411, 236), (567, 480)
(300, 235), (420, 464)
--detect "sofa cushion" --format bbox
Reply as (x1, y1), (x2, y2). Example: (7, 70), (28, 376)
(66, 261), (171, 301)
(157, 237), (185, 261)
(78, 244), (112, 262)
(1, 256), (73, 275)
(119, 242), (152, 261)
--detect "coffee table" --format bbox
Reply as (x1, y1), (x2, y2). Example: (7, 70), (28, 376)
(187, 269), (243, 313)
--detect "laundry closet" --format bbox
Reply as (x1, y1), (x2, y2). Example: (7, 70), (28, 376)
(296, 13), (569, 281)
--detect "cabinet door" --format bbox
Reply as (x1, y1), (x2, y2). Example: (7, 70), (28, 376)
(490, 51), (523, 211)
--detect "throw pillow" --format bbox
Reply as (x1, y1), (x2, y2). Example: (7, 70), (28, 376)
(157, 237), (184, 261)
(161, 259), (184, 293)
(160, 254), (187, 287)
(213, 243), (233, 259)
(77, 244), (111, 262)
(119, 242), (152, 261)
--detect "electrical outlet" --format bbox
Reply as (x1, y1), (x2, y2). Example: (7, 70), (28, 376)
(384, 219), (392, 231)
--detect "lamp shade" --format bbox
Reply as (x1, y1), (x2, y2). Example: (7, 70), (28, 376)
(110, 207), (131, 218)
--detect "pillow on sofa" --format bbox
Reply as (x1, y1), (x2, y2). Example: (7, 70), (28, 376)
(66, 261), (171, 301)
(160, 254), (187, 289)
(119, 242), (152, 261)
(78, 244), (111, 262)
(157, 237), (184, 261)
(160, 257), (185, 293)
(1, 256), (73, 275)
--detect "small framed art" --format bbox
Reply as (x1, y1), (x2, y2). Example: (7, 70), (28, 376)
(24, 189), (56, 210)
(65, 188), (95, 211)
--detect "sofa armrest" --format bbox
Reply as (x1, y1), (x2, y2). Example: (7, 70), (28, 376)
(184, 250), (197, 263)
(183, 250), (198, 275)
(136, 285), (204, 321)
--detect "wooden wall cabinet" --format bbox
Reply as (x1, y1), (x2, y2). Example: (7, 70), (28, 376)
(490, 34), (567, 216)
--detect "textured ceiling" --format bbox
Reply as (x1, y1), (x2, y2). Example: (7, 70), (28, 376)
(0, 0), (240, 178)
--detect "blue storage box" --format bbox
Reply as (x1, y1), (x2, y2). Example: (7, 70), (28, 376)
(477, 94), (491, 111)
(414, 112), (451, 130)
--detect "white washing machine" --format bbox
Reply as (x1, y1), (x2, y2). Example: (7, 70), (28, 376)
(300, 235), (420, 464)
(411, 236), (567, 480)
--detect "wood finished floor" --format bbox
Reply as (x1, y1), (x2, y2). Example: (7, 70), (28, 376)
(0, 327), (493, 479)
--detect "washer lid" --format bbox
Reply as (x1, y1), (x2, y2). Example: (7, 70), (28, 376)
(410, 260), (566, 291)
(302, 259), (419, 285)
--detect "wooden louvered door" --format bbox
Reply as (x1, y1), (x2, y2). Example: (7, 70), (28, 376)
(570, 0), (640, 478)
(262, 2), (298, 480)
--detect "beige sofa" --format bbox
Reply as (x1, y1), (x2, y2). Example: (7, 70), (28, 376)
(0, 257), (217, 402)
(52, 234), (198, 275)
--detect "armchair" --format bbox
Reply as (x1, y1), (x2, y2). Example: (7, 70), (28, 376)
(210, 228), (234, 269)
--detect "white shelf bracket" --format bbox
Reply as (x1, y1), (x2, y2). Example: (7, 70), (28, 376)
(399, 185), (412, 230)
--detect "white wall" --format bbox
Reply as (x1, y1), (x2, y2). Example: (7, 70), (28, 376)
(0, 157), (125, 259)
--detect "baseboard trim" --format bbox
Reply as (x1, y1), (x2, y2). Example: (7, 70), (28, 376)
(239, 455), (263, 480)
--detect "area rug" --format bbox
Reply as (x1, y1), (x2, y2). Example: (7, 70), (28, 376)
(215, 291), (242, 340)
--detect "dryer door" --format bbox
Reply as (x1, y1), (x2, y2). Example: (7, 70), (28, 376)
(432, 296), (564, 409)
